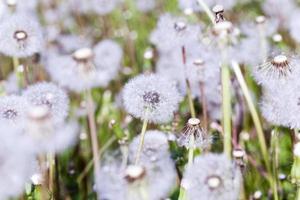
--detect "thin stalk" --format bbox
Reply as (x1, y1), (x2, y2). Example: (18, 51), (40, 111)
(297, 187), (300, 200)
(48, 153), (55, 197)
(271, 130), (279, 200)
(134, 115), (149, 165)
(231, 61), (270, 170)
(178, 186), (187, 200)
(199, 82), (208, 131)
(196, 0), (215, 24)
(220, 38), (232, 159)
(188, 134), (195, 167)
(86, 90), (101, 178)
(231, 60), (273, 184)
(12, 57), (23, 88)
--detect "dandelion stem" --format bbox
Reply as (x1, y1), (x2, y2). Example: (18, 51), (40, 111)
(48, 153), (55, 197)
(86, 89), (101, 178)
(297, 187), (300, 200)
(219, 39), (232, 159)
(196, 0), (215, 24)
(12, 57), (23, 88)
(199, 82), (208, 131)
(231, 60), (273, 185)
(188, 134), (195, 166)
(271, 130), (279, 200)
(134, 114), (149, 165)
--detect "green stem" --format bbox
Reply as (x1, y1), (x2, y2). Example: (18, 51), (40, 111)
(12, 57), (23, 88)
(196, 0), (215, 24)
(220, 41), (232, 159)
(297, 187), (300, 200)
(186, 79), (196, 118)
(231, 61), (270, 169)
(86, 90), (101, 178)
(231, 60), (273, 184)
(178, 187), (187, 200)
(134, 116), (149, 165)
(48, 153), (55, 197)
(271, 130), (279, 200)
(188, 134), (195, 166)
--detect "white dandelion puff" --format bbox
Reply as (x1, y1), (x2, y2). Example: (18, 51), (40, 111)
(122, 74), (182, 124)
(0, 13), (43, 58)
(0, 95), (28, 127)
(22, 82), (69, 123)
(182, 153), (242, 200)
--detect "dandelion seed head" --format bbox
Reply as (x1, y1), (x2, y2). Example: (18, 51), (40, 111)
(123, 74), (181, 123)
(253, 53), (300, 89)
(150, 13), (201, 52)
(178, 118), (212, 150)
(0, 13), (43, 57)
(183, 153), (242, 200)
(23, 82), (69, 124)
(0, 95), (28, 127)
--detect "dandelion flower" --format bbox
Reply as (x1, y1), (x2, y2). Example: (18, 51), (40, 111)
(0, 13), (43, 57)
(182, 153), (242, 200)
(92, 0), (119, 15)
(0, 95), (28, 127)
(22, 82), (69, 123)
(122, 74), (181, 124)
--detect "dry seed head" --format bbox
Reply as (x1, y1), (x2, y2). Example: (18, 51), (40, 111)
(271, 54), (289, 68)
(233, 148), (245, 159)
(14, 30), (28, 41)
(124, 165), (146, 183)
(212, 4), (224, 14)
(188, 118), (201, 126)
(205, 175), (223, 190)
(255, 16), (266, 24)
(253, 190), (262, 199)
(72, 48), (93, 62)
(193, 58), (205, 66)
(272, 33), (282, 43)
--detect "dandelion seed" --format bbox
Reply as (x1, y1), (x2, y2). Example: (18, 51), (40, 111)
(178, 118), (212, 150)
(22, 82), (69, 123)
(182, 153), (242, 200)
(122, 74), (181, 124)
(0, 13), (43, 57)
(178, 0), (236, 13)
